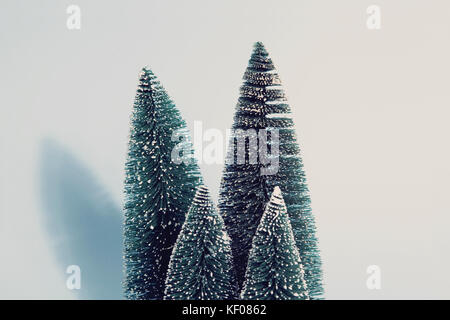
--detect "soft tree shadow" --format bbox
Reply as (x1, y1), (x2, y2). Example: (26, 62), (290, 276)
(39, 138), (123, 299)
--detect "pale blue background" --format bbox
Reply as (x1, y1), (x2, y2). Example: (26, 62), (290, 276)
(1, 0), (449, 299)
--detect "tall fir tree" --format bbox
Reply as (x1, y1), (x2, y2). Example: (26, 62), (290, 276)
(164, 185), (237, 300)
(241, 187), (309, 300)
(123, 67), (202, 300)
(218, 42), (323, 298)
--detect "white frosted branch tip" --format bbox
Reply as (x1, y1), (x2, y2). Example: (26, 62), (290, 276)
(271, 186), (283, 204)
(194, 185), (209, 201)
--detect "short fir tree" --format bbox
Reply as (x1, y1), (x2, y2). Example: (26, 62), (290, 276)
(123, 67), (202, 300)
(241, 187), (309, 300)
(218, 42), (323, 297)
(164, 185), (237, 300)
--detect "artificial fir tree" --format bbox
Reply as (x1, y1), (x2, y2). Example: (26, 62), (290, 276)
(164, 185), (237, 300)
(241, 187), (309, 300)
(218, 42), (323, 297)
(123, 67), (202, 300)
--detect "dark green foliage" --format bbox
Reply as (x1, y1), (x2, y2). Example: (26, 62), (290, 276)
(241, 187), (309, 300)
(164, 186), (237, 300)
(123, 67), (202, 300)
(218, 42), (323, 297)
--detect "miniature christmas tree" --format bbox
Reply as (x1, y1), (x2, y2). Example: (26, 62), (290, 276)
(164, 185), (237, 300)
(241, 187), (309, 300)
(219, 42), (323, 297)
(123, 67), (202, 299)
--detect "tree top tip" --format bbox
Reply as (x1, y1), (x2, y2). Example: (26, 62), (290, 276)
(140, 66), (154, 75)
(270, 186), (284, 206)
(254, 41), (265, 48)
(273, 186), (282, 197)
(252, 42), (269, 57)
